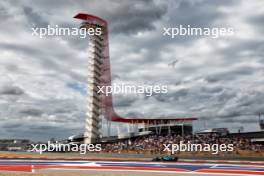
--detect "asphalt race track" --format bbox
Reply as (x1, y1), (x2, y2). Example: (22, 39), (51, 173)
(0, 159), (264, 175)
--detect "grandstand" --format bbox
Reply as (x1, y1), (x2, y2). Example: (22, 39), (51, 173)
(100, 131), (264, 156)
(0, 139), (31, 151)
(138, 120), (194, 136)
(228, 131), (264, 144)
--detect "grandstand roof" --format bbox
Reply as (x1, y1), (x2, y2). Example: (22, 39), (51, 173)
(111, 116), (197, 124)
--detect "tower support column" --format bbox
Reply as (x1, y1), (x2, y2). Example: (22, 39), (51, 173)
(84, 33), (104, 144)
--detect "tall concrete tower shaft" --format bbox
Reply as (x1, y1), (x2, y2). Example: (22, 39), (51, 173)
(84, 25), (104, 144)
(74, 14), (109, 144)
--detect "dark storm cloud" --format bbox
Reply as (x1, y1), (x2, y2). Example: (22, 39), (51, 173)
(166, 0), (238, 31)
(214, 89), (236, 102)
(105, 0), (168, 34)
(0, 3), (11, 20)
(212, 91), (264, 119)
(125, 112), (144, 118)
(20, 108), (43, 116)
(112, 74), (121, 80)
(0, 85), (24, 95)
(108, 0), (240, 70)
(201, 86), (223, 94)
(153, 88), (189, 102)
(0, 121), (81, 141)
(2, 123), (22, 129)
(0, 96), (85, 140)
(214, 40), (264, 63)
(168, 1), (222, 27)
(220, 116), (259, 124)
(19, 0), (168, 35)
(23, 6), (49, 27)
(0, 41), (87, 82)
(113, 94), (137, 107)
(247, 14), (264, 33)
(5, 64), (19, 72)
(14, 99), (85, 123)
(205, 66), (256, 83)
(30, 125), (57, 130)
(54, 108), (73, 114)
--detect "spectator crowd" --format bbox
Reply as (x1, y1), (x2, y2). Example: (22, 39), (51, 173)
(101, 133), (264, 155)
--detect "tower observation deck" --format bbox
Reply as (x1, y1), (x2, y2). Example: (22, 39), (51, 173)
(74, 13), (197, 144)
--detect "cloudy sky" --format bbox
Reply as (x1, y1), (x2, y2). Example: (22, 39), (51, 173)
(0, 0), (264, 141)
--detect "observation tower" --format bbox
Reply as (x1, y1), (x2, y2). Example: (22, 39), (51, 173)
(74, 13), (197, 144)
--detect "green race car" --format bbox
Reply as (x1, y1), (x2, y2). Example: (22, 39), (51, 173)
(152, 155), (178, 162)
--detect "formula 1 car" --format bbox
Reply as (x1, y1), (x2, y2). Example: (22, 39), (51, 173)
(152, 155), (178, 162)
